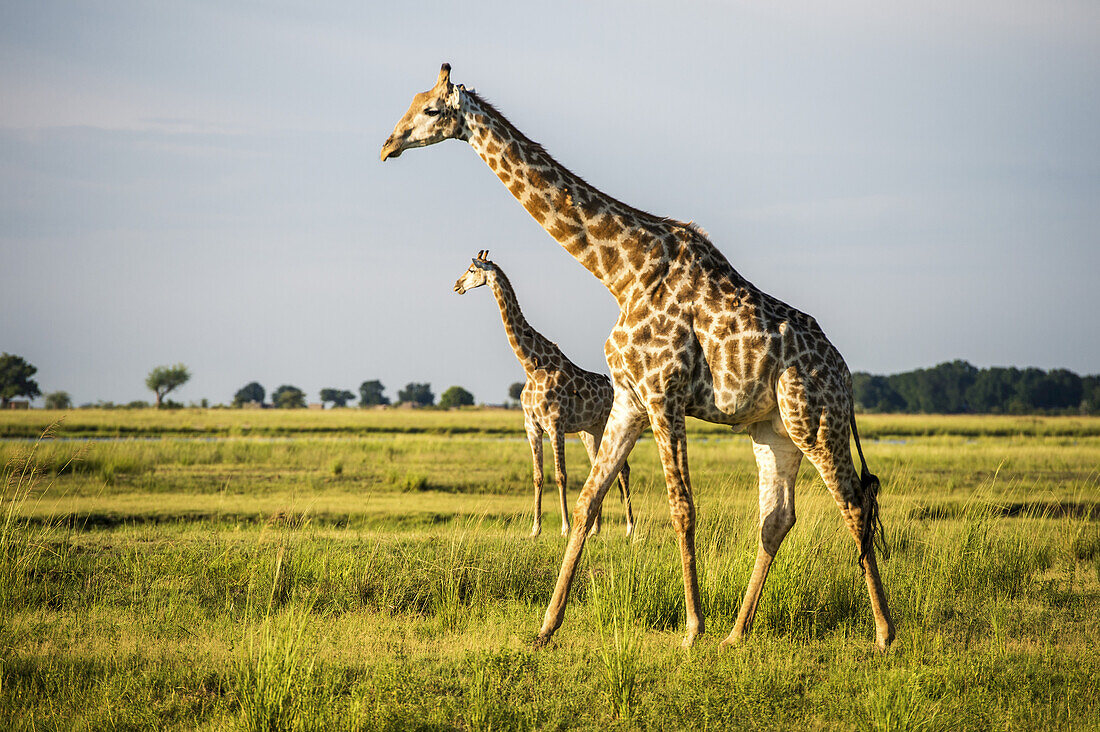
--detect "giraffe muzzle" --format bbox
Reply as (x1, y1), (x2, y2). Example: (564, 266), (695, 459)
(380, 136), (403, 162)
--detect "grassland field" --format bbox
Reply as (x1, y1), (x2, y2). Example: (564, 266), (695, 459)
(2, 409), (1099, 730)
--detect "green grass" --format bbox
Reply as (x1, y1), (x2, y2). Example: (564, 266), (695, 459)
(1, 412), (1099, 729)
(4, 408), (1100, 439)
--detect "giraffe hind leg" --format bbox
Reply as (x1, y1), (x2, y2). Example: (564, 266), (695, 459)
(548, 426), (570, 537)
(618, 459), (634, 536)
(720, 418), (802, 648)
(579, 430), (605, 536)
(526, 419), (544, 537)
(781, 397), (895, 650)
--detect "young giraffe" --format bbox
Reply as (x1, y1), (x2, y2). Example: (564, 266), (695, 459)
(382, 64), (894, 651)
(454, 250), (634, 538)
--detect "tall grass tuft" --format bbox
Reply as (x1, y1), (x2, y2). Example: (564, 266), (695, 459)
(231, 544), (318, 732)
(588, 547), (642, 720)
(231, 603), (318, 732)
(430, 521), (486, 631)
(0, 423), (82, 610)
(465, 662), (493, 730)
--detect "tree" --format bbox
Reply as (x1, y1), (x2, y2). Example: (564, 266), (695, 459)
(966, 367), (1020, 413)
(1082, 376), (1100, 415)
(1038, 369), (1083, 411)
(397, 382), (434, 406)
(852, 372), (904, 413)
(272, 385), (306, 409)
(1012, 367), (1048, 413)
(0, 353), (41, 407)
(439, 385), (475, 408)
(233, 381), (265, 407)
(145, 363), (191, 408)
(359, 380), (390, 407)
(885, 360), (979, 414)
(320, 388), (355, 407)
(44, 391), (72, 410)
(508, 382), (524, 402)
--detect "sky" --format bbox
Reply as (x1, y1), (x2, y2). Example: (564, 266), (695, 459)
(2, 0), (1098, 407)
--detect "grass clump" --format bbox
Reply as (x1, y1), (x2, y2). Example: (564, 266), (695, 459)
(0, 425), (83, 611)
(863, 668), (945, 732)
(589, 547), (643, 721)
(230, 546), (318, 732)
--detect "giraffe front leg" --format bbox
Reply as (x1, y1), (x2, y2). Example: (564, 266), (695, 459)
(535, 393), (646, 647)
(647, 400), (703, 648)
(526, 420), (545, 537)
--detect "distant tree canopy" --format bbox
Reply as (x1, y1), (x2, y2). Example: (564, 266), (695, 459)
(359, 380), (390, 407)
(320, 388), (355, 407)
(439, 386), (475, 409)
(145, 363), (190, 408)
(853, 361), (1100, 414)
(397, 382), (434, 407)
(44, 391), (72, 410)
(508, 382), (524, 402)
(272, 385), (306, 409)
(0, 353), (41, 407)
(233, 381), (265, 406)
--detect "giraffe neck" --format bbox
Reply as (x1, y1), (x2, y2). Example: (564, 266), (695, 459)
(460, 90), (670, 305)
(487, 269), (550, 373)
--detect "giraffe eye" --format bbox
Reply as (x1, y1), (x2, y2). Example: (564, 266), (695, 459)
(423, 108), (440, 117)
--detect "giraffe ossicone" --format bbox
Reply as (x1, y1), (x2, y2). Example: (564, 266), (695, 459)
(383, 64), (895, 651)
(453, 251), (634, 538)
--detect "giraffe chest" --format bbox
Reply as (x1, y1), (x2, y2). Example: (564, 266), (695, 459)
(603, 307), (698, 403)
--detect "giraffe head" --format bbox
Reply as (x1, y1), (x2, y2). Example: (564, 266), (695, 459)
(380, 63), (466, 162)
(453, 250), (496, 294)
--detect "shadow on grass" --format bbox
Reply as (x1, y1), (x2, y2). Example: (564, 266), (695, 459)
(911, 501), (1100, 521)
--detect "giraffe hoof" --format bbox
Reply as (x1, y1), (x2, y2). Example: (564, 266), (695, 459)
(718, 635), (741, 652)
(532, 633), (552, 650)
(530, 526), (541, 538)
(719, 626), (746, 651)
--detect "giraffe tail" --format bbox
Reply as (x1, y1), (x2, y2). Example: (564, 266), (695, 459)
(850, 414), (889, 569)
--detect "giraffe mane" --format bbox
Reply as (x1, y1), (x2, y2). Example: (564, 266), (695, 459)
(684, 221), (711, 240)
(466, 89), (710, 242)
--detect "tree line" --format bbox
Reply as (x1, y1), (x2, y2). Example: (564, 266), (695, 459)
(853, 360), (1100, 414)
(0, 353), (483, 410)
(231, 380), (474, 409)
(8, 351), (1096, 415)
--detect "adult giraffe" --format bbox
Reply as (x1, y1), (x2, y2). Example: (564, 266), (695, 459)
(381, 64), (894, 650)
